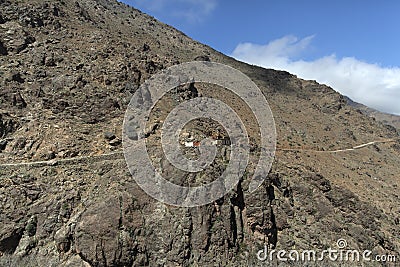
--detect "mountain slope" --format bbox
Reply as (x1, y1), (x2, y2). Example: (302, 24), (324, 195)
(0, 0), (399, 266)
(345, 96), (400, 131)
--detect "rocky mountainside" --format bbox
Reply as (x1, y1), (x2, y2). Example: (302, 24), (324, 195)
(345, 96), (400, 131)
(0, 0), (399, 266)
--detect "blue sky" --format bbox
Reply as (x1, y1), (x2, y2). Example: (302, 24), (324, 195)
(120, 0), (400, 115)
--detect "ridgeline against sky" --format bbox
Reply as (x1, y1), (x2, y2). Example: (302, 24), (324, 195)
(124, 0), (400, 115)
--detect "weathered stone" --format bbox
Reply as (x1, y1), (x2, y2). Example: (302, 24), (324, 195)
(12, 137), (26, 150)
(142, 43), (150, 51)
(104, 132), (116, 140)
(0, 22), (35, 53)
(6, 72), (25, 83)
(194, 55), (210, 62)
(0, 40), (7, 55)
(12, 92), (27, 108)
(0, 140), (7, 151)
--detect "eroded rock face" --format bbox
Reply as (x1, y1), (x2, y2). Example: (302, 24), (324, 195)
(0, 158), (277, 266)
(1, 154), (398, 266)
(0, 0), (399, 266)
(0, 21), (35, 54)
(0, 115), (19, 139)
(0, 40), (7, 55)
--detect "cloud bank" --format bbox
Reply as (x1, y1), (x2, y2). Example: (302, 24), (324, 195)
(129, 0), (217, 23)
(232, 35), (400, 115)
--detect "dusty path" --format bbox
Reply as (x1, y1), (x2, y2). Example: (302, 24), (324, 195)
(0, 151), (125, 168)
(277, 138), (398, 153)
(0, 139), (398, 168)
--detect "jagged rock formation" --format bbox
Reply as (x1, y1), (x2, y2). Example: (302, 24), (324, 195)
(0, 0), (399, 266)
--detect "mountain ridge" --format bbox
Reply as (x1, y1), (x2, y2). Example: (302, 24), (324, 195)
(345, 96), (400, 131)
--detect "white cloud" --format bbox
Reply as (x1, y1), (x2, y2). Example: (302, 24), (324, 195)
(130, 0), (217, 23)
(232, 35), (400, 115)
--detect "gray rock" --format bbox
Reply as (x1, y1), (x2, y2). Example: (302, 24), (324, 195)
(104, 132), (116, 140)
(0, 140), (7, 151)
(6, 72), (25, 83)
(0, 22), (36, 53)
(0, 40), (7, 55)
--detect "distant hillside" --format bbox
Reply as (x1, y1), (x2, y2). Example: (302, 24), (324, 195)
(345, 96), (400, 131)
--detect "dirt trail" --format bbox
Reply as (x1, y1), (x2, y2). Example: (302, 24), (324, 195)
(277, 138), (398, 153)
(0, 139), (398, 168)
(0, 151), (124, 168)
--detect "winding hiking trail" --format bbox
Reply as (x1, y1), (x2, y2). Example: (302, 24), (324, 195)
(0, 138), (398, 168)
(277, 138), (398, 153)
(0, 151), (125, 168)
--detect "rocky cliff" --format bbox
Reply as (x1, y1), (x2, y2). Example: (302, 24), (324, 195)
(0, 0), (399, 266)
